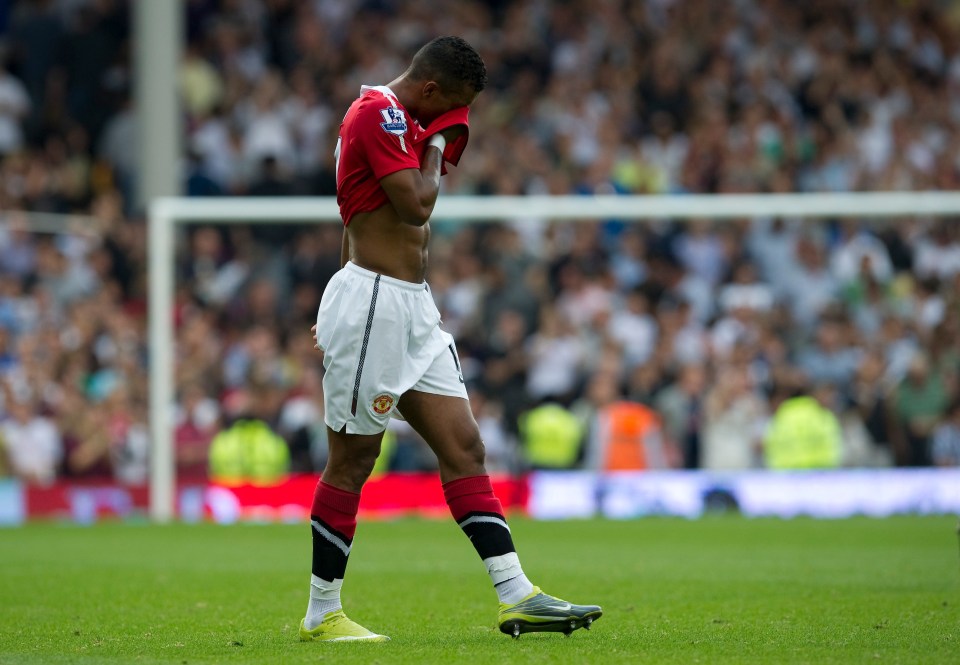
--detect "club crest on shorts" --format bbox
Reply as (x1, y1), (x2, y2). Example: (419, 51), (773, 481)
(379, 108), (407, 136)
(372, 393), (395, 415)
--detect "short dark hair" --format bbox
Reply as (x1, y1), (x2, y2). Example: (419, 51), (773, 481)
(408, 36), (487, 94)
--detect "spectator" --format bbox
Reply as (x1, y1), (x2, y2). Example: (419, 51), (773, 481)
(239, 70), (294, 172)
(0, 61), (31, 155)
(654, 363), (708, 469)
(180, 43), (224, 121)
(59, 385), (113, 480)
(784, 237), (839, 329)
(912, 223), (960, 282)
(596, 399), (672, 471)
(701, 364), (767, 470)
(607, 288), (658, 368)
(830, 221), (893, 286)
(524, 305), (585, 403)
(639, 111), (688, 193)
(208, 415), (290, 486)
(747, 218), (799, 296)
(277, 366), (325, 473)
(8, 0), (63, 117)
(97, 96), (138, 202)
(102, 389), (149, 486)
(764, 387), (843, 470)
(718, 261), (774, 314)
(578, 371), (673, 471)
(185, 150), (223, 197)
(797, 319), (862, 387)
(175, 383), (221, 484)
(673, 220), (729, 288)
(816, 382), (886, 467)
(930, 400), (960, 467)
(893, 353), (951, 466)
(518, 399), (583, 470)
(478, 308), (529, 432)
(0, 394), (61, 485)
(848, 351), (897, 464)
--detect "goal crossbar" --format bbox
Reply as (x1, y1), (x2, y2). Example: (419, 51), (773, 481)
(148, 192), (960, 521)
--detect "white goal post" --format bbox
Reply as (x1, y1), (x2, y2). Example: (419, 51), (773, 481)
(147, 192), (960, 522)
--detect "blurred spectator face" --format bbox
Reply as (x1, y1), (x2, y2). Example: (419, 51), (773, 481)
(625, 291), (649, 315)
(182, 383), (207, 416)
(717, 364), (752, 397)
(812, 383), (839, 411)
(291, 283), (319, 319)
(537, 306), (562, 337)
(652, 111), (675, 140)
(249, 385), (282, 422)
(557, 263), (585, 293)
(816, 322), (842, 351)
(679, 364), (708, 395)
(796, 238), (825, 269)
(731, 262), (758, 284)
(494, 310), (526, 348)
(587, 371), (620, 407)
(35, 242), (63, 277)
(629, 362), (661, 394)
(856, 352), (885, 383)
(192, 227), (223, 260)
(246, 326), (277, 360)
(9, 398), (33, 425)
(906, 355), (930, 384)
(247, 279), (278, 318)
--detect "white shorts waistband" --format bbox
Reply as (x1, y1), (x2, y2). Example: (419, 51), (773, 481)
(344, 261), (428, 292)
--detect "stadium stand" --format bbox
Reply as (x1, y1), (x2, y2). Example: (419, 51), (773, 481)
(1, 0), (960, 486)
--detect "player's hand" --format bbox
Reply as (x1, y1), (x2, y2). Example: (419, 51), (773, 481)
(311, 324), (319, 350)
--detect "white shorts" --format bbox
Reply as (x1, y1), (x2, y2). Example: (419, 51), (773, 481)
(315, 262), (468, 435)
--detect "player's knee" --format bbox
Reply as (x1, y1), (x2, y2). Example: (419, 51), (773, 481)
(466, 434), (486, 467)
(324, 448), (380, 492)
(449, 430), (486, 475)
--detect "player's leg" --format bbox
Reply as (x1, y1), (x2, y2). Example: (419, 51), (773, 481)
(302, 265), (396, 641)
(397, 389), (602, 637)
(300, 427), (389, 641)
(398, 389), (533, 592)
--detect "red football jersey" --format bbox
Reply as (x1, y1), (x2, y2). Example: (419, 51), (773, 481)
(335, 86), (471, 226)
(335, 86), (422, 226)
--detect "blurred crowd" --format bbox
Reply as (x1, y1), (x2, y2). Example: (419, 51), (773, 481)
(1, 0), (960, 487)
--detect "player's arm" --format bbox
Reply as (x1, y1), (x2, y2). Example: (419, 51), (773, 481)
(354, 101), (445, 228)
(379, 140), (446, 227)
(340, 227), (350, 268)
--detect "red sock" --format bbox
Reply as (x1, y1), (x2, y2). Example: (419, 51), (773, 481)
(311, 480), (360, 540)
(443, 475), (515, 560)
(443, 475), (504, 522)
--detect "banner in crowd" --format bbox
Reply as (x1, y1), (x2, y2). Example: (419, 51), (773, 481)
(1, 469), (959, 525)
(527, 469), (960, 519)
(0, 474), (528, 525)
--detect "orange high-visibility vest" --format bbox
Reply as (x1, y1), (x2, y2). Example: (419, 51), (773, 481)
(599, 401), (665, 471)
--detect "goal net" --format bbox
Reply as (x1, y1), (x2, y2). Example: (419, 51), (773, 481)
(148, 192), (960, 522)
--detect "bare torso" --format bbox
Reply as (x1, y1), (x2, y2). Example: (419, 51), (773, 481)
(341, 78), (474, 285)
(347, 204), (430, 283)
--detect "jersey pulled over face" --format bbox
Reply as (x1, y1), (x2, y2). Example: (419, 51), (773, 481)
(335, 86), (423, 227)
(335, 86), (472, 227)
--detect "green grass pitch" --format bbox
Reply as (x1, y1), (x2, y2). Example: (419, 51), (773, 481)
(1, 515), (958, 664)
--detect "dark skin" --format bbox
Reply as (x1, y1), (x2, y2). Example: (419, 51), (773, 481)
(342, 76), (477, 282)
(312, 73), (484, 493)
